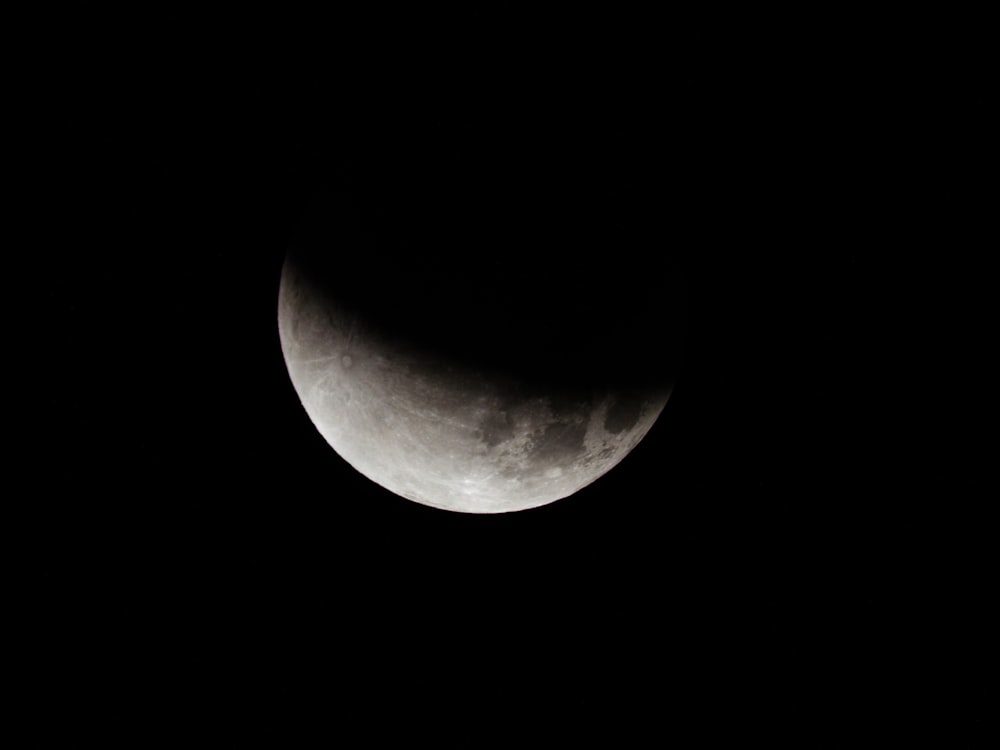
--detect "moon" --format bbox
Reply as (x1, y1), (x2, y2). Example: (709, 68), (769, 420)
(278, 252), (678, 514)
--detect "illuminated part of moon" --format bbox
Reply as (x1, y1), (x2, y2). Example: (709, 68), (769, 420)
(277, 257), (672, 514)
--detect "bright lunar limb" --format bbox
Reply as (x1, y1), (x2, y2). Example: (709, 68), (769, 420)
(278, 256), (673, 514)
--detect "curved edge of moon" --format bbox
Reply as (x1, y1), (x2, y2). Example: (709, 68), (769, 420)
(278, 256), (672, 513)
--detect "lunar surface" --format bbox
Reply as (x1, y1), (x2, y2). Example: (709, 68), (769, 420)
(278, 256), (673, 514)
(276, 143), (686, 513)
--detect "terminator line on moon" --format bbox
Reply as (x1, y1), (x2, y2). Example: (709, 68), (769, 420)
(278, 256), (672, 514)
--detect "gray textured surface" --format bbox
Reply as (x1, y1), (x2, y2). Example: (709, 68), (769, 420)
(278, 257), (670, 513)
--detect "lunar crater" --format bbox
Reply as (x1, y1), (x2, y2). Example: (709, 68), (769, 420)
(604, 395), (642, 434)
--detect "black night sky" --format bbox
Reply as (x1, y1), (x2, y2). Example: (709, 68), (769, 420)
(21, 27), (988, 741)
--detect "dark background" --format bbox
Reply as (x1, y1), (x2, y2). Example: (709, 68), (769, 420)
(18, 21), (988, 742)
